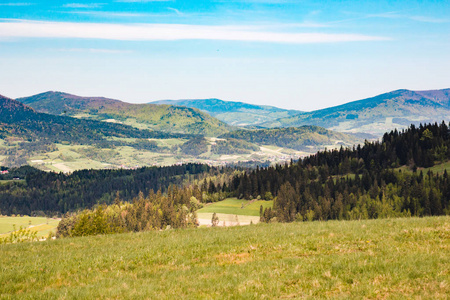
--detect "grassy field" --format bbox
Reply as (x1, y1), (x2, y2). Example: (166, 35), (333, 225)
(0, 216), (448, 299)
(395, 160), (450, 175)
(0, 216), (60, 238)
(426, 160), (450, 174)
(197, 198), (273, 216)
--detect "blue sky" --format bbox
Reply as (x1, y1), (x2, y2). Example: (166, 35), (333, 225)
(0, 0), (449, 110)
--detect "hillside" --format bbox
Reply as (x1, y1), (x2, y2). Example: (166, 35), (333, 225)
(1, 217), (448, 298)
(18, 92), (232, 136)
(0, 95), (305, 170)
(151, 98), (302, 126)
(220, 125), (362, 151)
(0, 94), (192, 167)
(0, 94), (177, 142)
(262, 89), (450, 136)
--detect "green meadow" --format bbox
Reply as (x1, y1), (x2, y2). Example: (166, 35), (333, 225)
(1, 216), (448, 299)
(0, 216), (60, 238)
(197, 198), (273, 216)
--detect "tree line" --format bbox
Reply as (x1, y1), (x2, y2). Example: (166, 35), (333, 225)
(220, 122), (450, 221)
(57, 185), (202, 237)
(0, 163), (211, 216)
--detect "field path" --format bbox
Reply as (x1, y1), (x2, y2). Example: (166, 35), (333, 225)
(197, 213), (260, 227)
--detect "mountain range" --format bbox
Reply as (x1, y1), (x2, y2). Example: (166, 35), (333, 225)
(261, 89), (450, 135)
(151, 98), (302, 126)
(1, 93), (362, 170)
(2, 87), (449, 170)
(18, 92), (231, 136)
(17, 88), (450, 138)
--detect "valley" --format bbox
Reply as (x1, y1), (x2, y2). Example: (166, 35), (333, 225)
(1, 91), (449, 299)
(2, 1), (449, 298)
(1, 92), (366, 171)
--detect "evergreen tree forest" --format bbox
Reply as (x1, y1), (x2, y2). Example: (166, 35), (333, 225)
(56, 186), (201, 237)
(0, 163), (211, 216)
(226, 122), (450, 221)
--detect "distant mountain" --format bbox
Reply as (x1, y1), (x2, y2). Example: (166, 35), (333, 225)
(0, 94), (193, 166)
(18, 92), (232, 136)
(0, 94), (175, 142)
(150, 98), (302, 126)
(220, 125), (362, 152)
(262, 89), (450, 136)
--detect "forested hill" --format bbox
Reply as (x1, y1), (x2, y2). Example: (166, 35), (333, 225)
(0, 94), (187, 143)
(0, 163), (211, 215)
(227, 122), (450, 221)
(1, 122), (449, 219)
(151, 98), (302, 126)
(220, 126), (362, 151)
(17, 91), (232, 136)
(262, 89), (450, 136)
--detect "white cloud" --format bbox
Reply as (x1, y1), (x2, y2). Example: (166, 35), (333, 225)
(167, 7), (183, 16)
(56, 48), (133, 54)
(0, 2), (33, 6)
(115, 0), (173, 2)
(63, 3), (104, 9)
(65, 10), (154, 17)
(409, 16), (449, 23)
(0, 19), (390, 43)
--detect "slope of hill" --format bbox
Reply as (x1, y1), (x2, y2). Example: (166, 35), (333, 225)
(18, 92), (232, 136)
(262, 89), (450, 136)
(151, 98), (302, 126)
(0, 94), (193, 167)
(0, 94), (175, 142)
(220, 125), (362, 151)
(1, 217), (448, 298)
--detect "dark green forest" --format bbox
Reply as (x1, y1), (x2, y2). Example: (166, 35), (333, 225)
(220, 125), (358, 151)
(0, 164), (211, 216)
(225, 122), (450, 221)
(211, 138), (260, 155)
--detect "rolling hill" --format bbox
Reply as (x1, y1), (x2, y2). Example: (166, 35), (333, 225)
(18, 92), (232, 136)
(220, 125), (362, 152)
(0, 94), (192, 167)
(262, 89), (450, 136)
(151, 98), (302, 126)
(0, 94), (176, 142)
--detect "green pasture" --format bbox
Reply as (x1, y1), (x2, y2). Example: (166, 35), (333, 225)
(0, 216), (448, 298)
(197, 198), (273, 216)
(0, 216), (60, 238)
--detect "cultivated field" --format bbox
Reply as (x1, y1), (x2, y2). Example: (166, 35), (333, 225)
(1, 216), (448, 299)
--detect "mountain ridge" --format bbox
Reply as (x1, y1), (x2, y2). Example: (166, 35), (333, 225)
(151, 98), (302, 126)
(18, 92), (232, 136)
(262, 88), (450, 135)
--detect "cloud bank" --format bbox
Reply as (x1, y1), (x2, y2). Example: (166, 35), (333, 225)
(0, 19), (389, 43)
